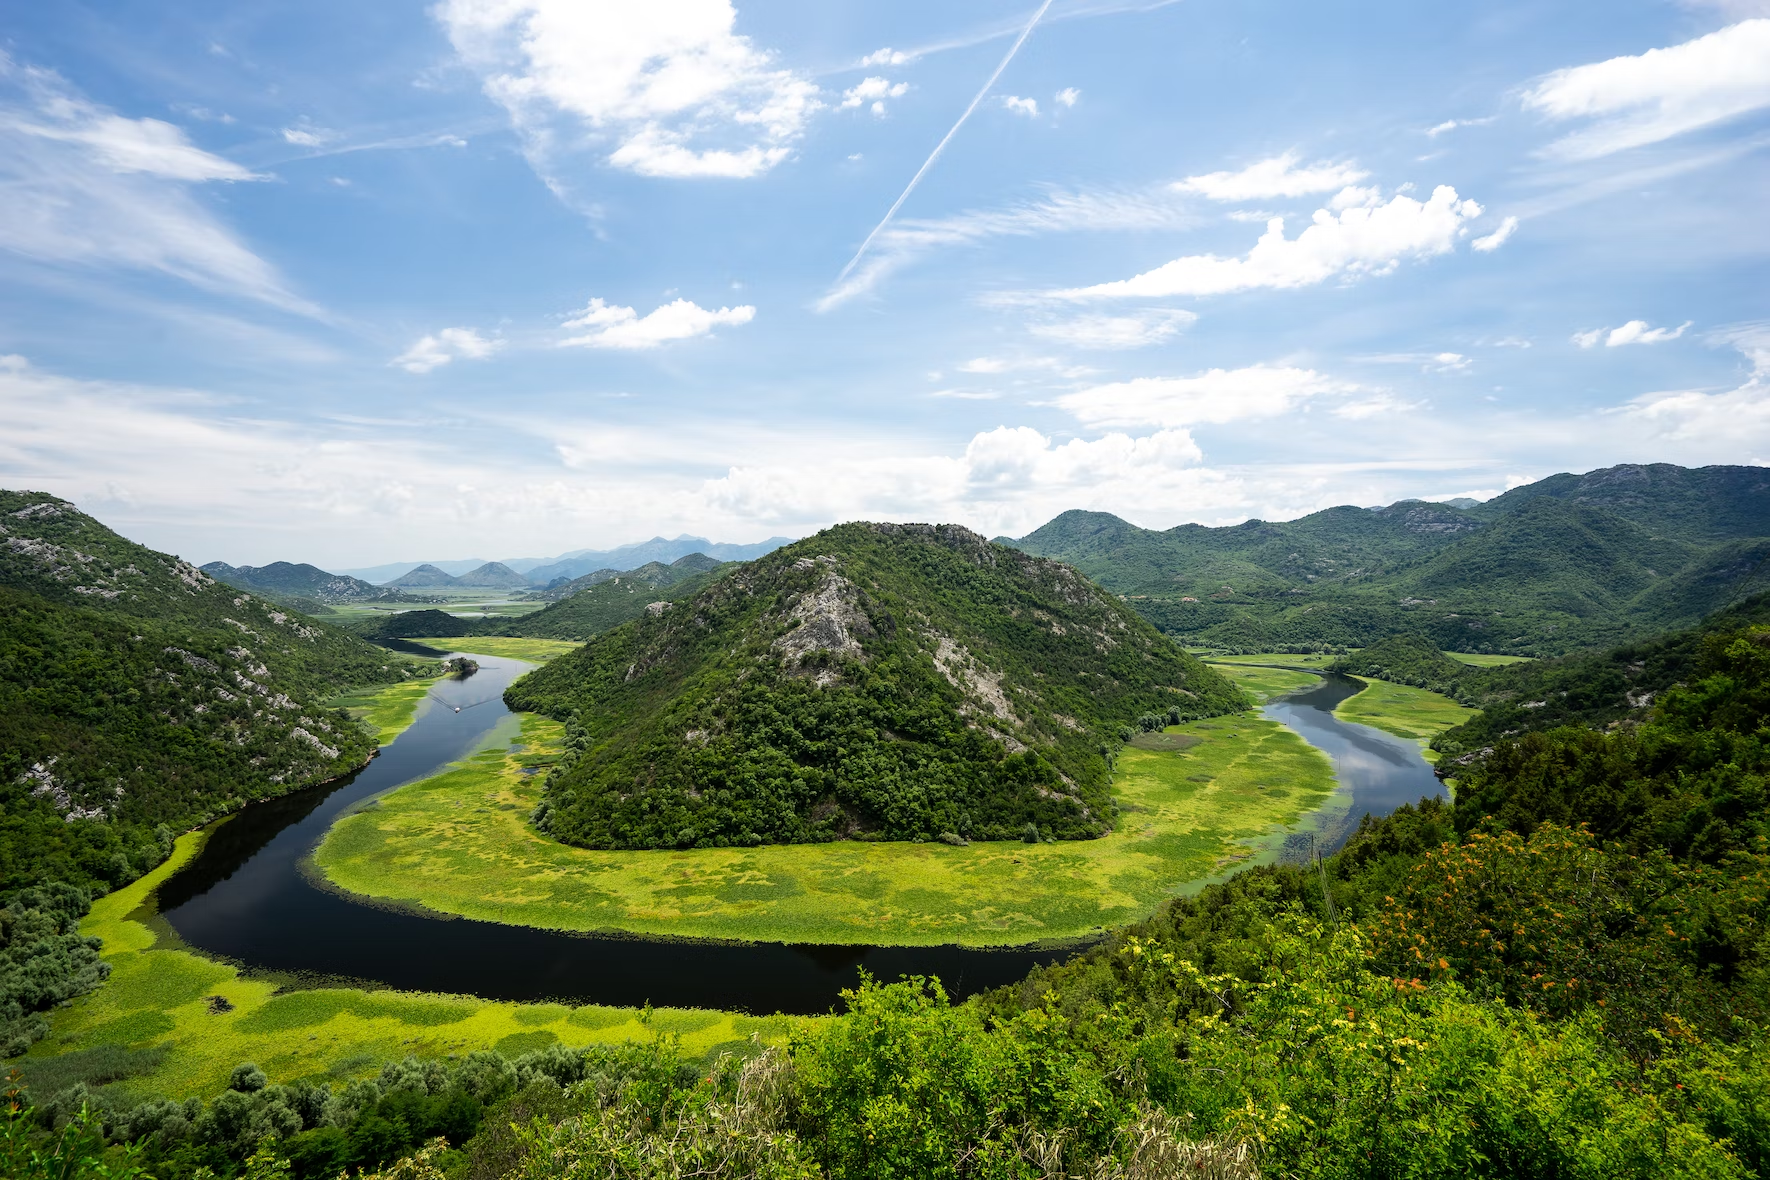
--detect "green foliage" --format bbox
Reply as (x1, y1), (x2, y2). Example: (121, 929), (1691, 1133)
(1008, 463), (1770, 656)
(3, 1097), (148, 1180)
(0, 492), (431, 896)
(1, 885), (107, 1057)
(496, 566), (729, 641)
(1329, 634), (1471, 695)
(506, 523), (1246, 849)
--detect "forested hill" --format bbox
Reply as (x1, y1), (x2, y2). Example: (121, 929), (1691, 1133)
(494, 555), (731, 639)
(0, 491), (431, 899)
(505, 521), (1246, 850)
(1004, 462), (1770, 655)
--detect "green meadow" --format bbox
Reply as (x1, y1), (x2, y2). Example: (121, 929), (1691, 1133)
(33, 832), (801, 1103)
(1445, 650), (1535, 667)
(1203, 661), (1322, 701)
(438, 636), (583, 663)
(1333, 675), (1477, 757)
(327, 676), (443, 746)
(314, 710), (1337, 948)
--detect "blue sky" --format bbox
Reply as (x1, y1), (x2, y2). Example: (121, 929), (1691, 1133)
(1, 0), (1766, 567)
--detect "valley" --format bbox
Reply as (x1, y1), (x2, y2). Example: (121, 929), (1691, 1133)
(8, 465), (1769, 1180)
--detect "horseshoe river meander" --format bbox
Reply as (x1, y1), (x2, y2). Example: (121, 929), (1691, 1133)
(152, 651), (1445, 1016)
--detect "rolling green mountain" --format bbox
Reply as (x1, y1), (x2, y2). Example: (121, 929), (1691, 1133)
(1005, 463), (1770, 655)
(200, 560), (396, 605)
(504, 522), (1245, 850)
(386, 563), (458, 588)
(0, 491), (431, 899)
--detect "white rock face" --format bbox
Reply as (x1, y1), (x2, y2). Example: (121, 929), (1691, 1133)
(773, 563), (875, 676)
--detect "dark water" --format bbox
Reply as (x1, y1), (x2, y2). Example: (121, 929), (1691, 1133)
(156, 654), (1069, 1015)
(1260, 673), (1447, 857)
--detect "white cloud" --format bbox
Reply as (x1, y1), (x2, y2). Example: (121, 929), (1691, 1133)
(1029, 309), (1196, 349)
(1361, 352), (1471, 373)
(559, 297), (755, 349)
(435, 0), (820, 182)
(1615, 343), (1770, 447)
(0, 58), (308, 311)
(840, 76), (907, 115)
(1573, 319), (1692, 348)
(393, 327), (504, 373)
(1332, 394), (1424, 420)
(1055, 87), (1080, 108)
(1054, 364), (1358, 428)
(959, 357), (1009, 374)
(1054, 185), (1484, 300)
(1172, 151), (1368, 202)
(1523, 19), (1770, 159)
(1425, 116), (1496, 137)
(819, 184), (1198, 309)
(860, 48), (910, 68)
(1001, 95), (1039, 117)
(1472, 215), (1519, 252)
(281, 125), (336, 148)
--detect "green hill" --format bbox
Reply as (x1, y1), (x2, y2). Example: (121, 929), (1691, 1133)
(497, 562), (731, 640)
(505, 522), (1246, 850)
(0, 491), (431, 899)
(200, 560), (386, 604)
(1005, 463), (1770, 655)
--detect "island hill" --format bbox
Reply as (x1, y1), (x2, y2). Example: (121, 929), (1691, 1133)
(504, 521), (1247, 851)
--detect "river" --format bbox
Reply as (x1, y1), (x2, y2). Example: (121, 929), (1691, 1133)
(156, 654), (1441, 1015)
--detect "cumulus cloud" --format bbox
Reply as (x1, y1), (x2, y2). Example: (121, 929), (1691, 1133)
(393, 327), (503, 373)
(1173, 151), (1368, 202)
(1053, 185), (1484, 300)
(1523, 19), (1770, 159)
(1573, 319), (1692, 348)
(559, 297), (755, 349)
(1472, 215), (1519, 252)
(1001, 95), (1039, 117)
(840, 76), (908, 115)
(0, 57), (308, 311)
(1029, 309), (1197, 349)
(860, 48), (910, 68)
(434, 0), (820, 182)
(1055, 87), (1080, 108)
(1054, 364), (1358, 428)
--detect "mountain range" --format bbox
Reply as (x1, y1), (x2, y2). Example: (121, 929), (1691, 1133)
(330, 534), (795, 587)
(1003, 463), (1770, 656)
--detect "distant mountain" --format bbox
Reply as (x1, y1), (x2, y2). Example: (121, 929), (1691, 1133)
(387, 563), (460, 588)
(0, 490), (429, 904)
(504, 522), (1246, 850)
(521, 535), (794, 586)
(334, 558), (490, 583)
(452, 561), (530, 589)
(332, 535), (795, 588)
(498, 560), (732, 640)
(528, 552), (725, 603)
(202, 560), (384, 604)
(1004, 463), (1770, 656)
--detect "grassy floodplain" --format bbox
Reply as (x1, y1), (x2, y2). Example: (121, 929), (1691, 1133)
(326, 676), (443, 746)
(1333, 676), (1478, 758)
(1445, 651), (1535, 667)
(439, 636), (582, 663)
(315, 710), (1336, 947)
(33, 830), (800, 1103)
(1204, 661), (1322, 702)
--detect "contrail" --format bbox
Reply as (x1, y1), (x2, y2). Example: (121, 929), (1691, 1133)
(831, 0), (1056, 294)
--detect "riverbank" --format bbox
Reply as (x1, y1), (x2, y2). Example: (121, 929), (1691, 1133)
(314, 709), (1337, 947)
(33, 828), (800, 1103)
